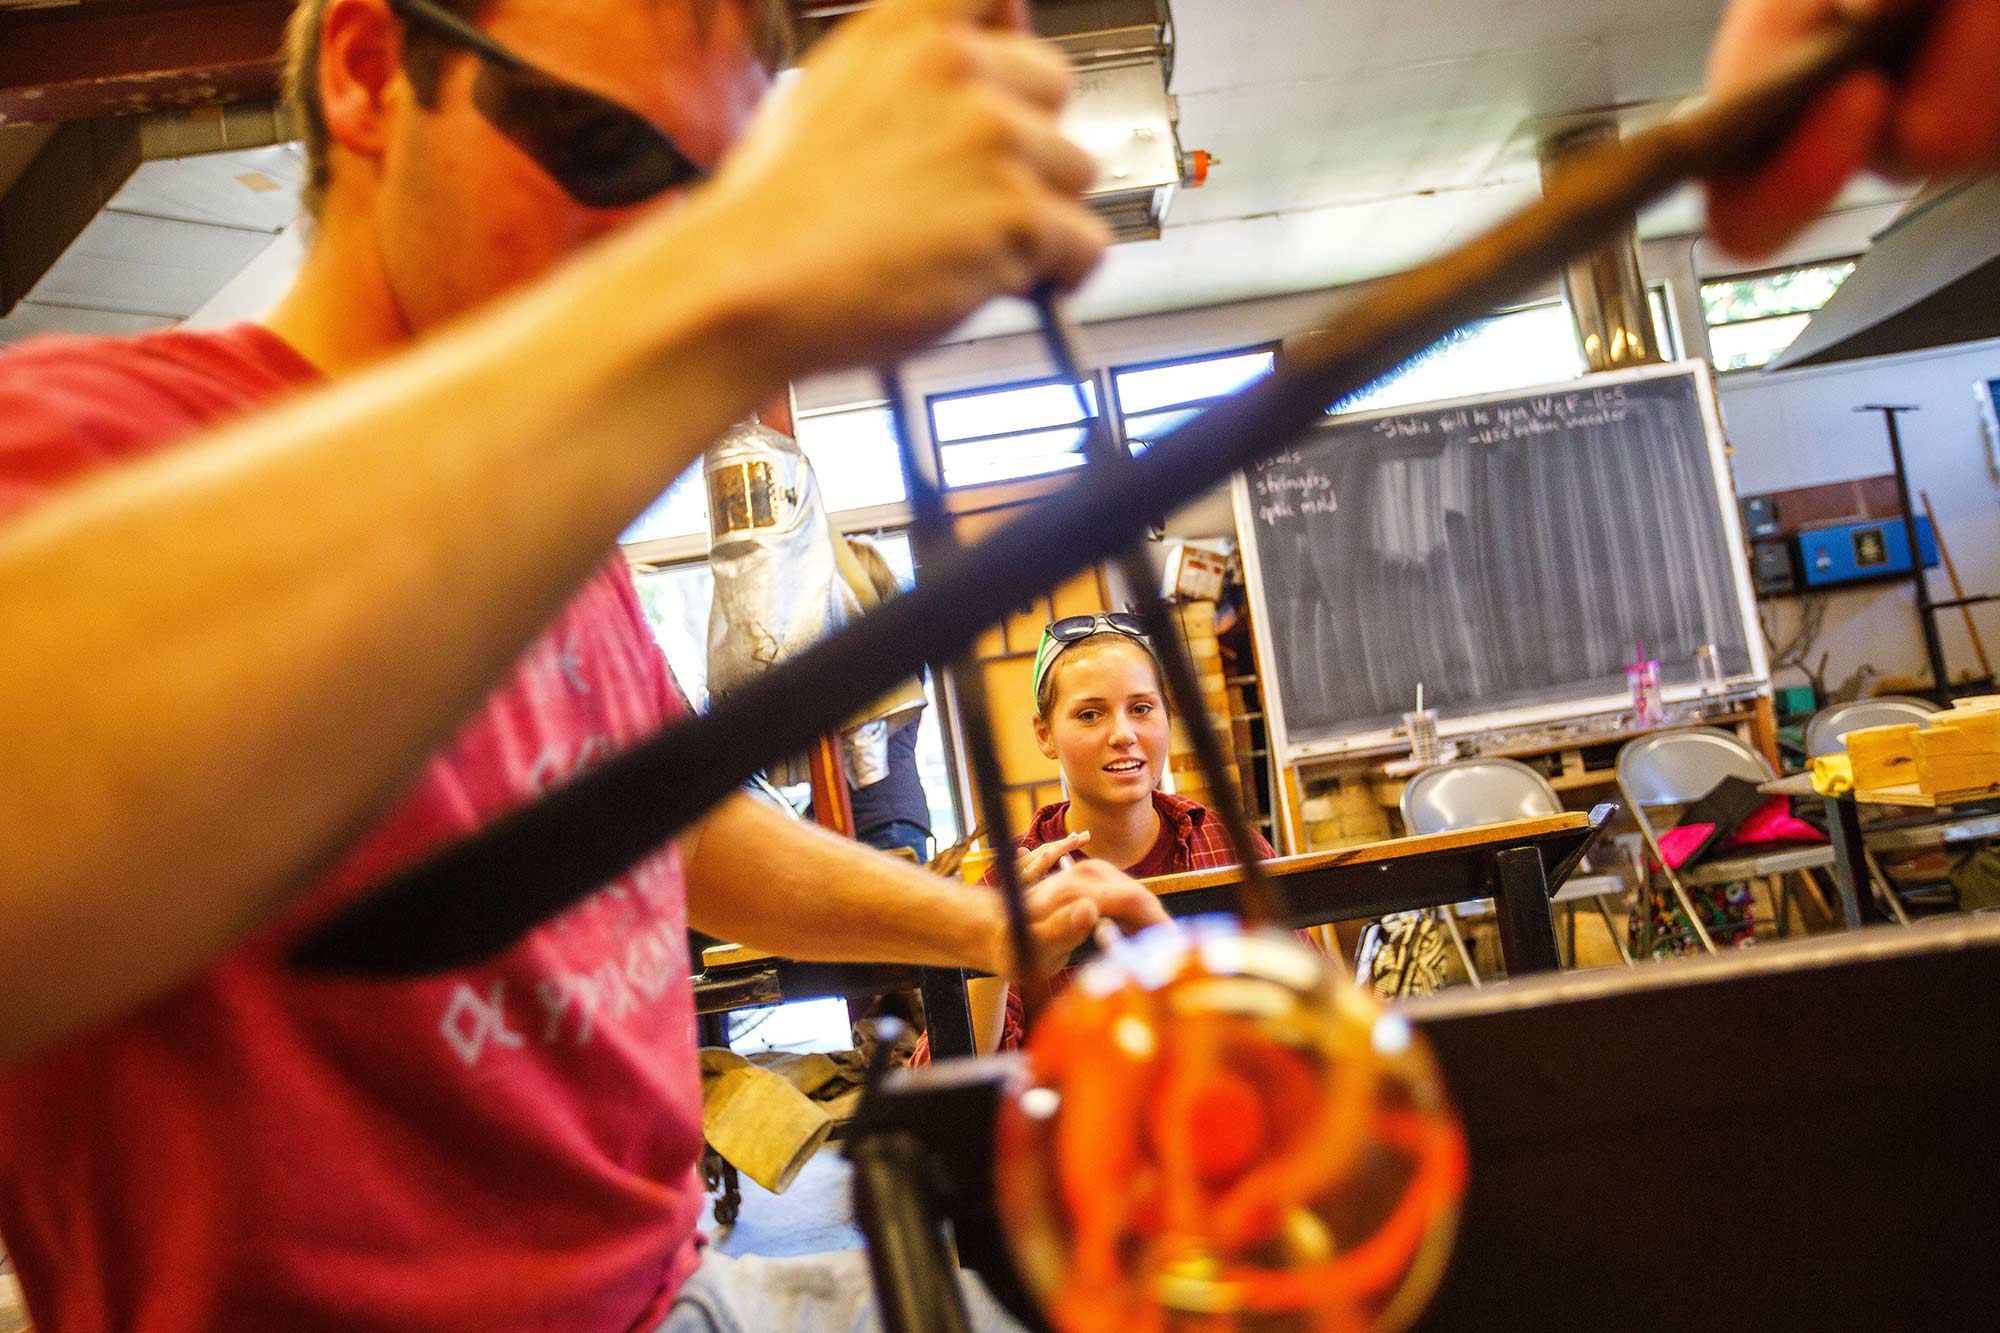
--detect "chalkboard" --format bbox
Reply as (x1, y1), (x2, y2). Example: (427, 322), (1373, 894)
(1233, 362), (1767, 760)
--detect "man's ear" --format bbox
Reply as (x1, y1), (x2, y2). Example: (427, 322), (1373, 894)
(319, 0), (405, 163)
(1033, 713), (1057, 762)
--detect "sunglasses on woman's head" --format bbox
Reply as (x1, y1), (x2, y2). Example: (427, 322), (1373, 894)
(1031, 612), (1152, 701)
(385, 0), (707, 209)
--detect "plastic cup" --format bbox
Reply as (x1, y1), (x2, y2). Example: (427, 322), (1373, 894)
(1403, 708), (1442, 765)
(1626, 660), (1664, 726)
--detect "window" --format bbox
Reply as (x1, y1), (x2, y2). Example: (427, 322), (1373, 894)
(619, 403), (909, 547)
(928, 377), (1100, 488)
(621, 462), (708, 547)
(1700, 259), (1856, 371)
(630, 559), (715, 709)
(1335, 301), (1585, 414)
(628, 531), (962, 844)
(795, 402), (906, 513)
(1328, 288), (1681, 415)
(1113, 347), (1275, 452)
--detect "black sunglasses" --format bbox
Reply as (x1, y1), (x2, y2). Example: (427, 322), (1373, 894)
(385, 0), (707, 208)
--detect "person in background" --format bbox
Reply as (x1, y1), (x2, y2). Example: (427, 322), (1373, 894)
(913, 612), (1321, 1063)
(843, 535), (935, 862)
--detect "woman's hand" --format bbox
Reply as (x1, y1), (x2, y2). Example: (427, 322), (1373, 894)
(1706, 0), (2000, 256)
(1012, 829), (1090, 887)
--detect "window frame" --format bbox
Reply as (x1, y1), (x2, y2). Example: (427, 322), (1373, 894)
(925, 371), (1107, 492)
(1108, 342), (1280, 446)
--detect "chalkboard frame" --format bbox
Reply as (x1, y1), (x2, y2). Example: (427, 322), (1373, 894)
(1232, 359), (1770, 763)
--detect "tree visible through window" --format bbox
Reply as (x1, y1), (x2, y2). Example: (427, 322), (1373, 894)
(1700, 259), (1856, 371)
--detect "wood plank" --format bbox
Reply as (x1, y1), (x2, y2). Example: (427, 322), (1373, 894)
(700, 942), (776, 970)
(1548, 769), (1617, 792)
(1145, 811), (1586, 895)
(0, 0), (292, 125)
(1858, 781), (2000, 810)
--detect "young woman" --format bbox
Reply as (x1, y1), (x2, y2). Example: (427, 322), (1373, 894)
(915, 612), (1300, 1062)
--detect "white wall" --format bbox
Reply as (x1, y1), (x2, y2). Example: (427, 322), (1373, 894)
(1643, 202), (2000, 693)
(1717, 338), (2000, 693)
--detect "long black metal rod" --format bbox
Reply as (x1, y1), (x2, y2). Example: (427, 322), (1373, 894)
(1863, 404), (1951, 694)
(1030, 289), (1284, 926)
(882, 369), (1045, 1021)
(293, 4), (1931, 975)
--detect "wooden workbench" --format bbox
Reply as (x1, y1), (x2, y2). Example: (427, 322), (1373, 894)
(693, 808), (1611, 1063)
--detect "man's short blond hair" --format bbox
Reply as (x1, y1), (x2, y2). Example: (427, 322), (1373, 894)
(283, 0), (795, 217)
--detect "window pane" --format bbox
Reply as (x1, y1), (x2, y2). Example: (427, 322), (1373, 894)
(939, 426), (1091, 488)
(621, 460), (708, 546)
(1122, 405), (1204, 452)
(629, 560), (715, 707)
(1335, 301), (1584, 414)
(1700, 260), (1855, 327)
(843, 530), (961, 844)
(931, 379), (1097, 443)
(796, 403), (906, 512)
(1707, 311), (1811, 372)
(1114, 349), (1274, 414)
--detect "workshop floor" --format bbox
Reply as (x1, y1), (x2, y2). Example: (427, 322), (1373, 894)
(703, 996), (866, 1260)
(702, 1150), (864, 1259)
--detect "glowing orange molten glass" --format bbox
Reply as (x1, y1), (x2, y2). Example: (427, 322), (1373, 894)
(994, 921), (1466, 1332)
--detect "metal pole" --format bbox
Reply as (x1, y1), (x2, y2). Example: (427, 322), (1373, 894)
(1859, 404), (1948, 696)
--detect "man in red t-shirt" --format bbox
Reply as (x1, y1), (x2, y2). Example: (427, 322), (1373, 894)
(0, 1), (1164, 1329)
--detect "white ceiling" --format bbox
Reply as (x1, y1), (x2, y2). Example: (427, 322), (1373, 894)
(0, 143), (304, 346)
(1007, 0), (1910, 338)
(0, 0), (1912, 349)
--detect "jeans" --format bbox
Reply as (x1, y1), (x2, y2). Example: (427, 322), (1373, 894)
(860, 820), (932, 864)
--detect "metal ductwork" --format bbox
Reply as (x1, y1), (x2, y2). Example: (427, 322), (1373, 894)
(1539, 121), (1663, 372)
(794, 1), (1196, 242)
(1766, 177), (2000, 371)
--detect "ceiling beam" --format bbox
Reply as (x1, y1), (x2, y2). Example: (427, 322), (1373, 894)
(0, 0), (296, 127)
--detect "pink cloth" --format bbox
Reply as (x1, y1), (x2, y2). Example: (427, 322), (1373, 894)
(0, 326), (706, 1333)
(1656, 796), (1826, 870)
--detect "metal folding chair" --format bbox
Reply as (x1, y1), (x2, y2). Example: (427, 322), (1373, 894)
(1401, 757), (1633, 981)
(1805, 696), (1938, 758)
(1616, 728), (1836, 954)
(1807, 697), (1998, 921)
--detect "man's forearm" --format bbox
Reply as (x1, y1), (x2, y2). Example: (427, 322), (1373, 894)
(684, 795), (1002, 975)
(0, 201), (781, 1065)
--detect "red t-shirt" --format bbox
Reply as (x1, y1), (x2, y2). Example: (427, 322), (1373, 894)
(0, 326), (708, 1333)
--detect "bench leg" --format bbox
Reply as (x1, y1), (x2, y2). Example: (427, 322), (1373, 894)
(1493, 846), (1562, 975)
(1593, 894), (1634, 967)
(1438, 903), (1483, 989)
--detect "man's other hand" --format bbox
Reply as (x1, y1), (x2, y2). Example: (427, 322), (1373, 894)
(1706, 0), (2000, 256)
